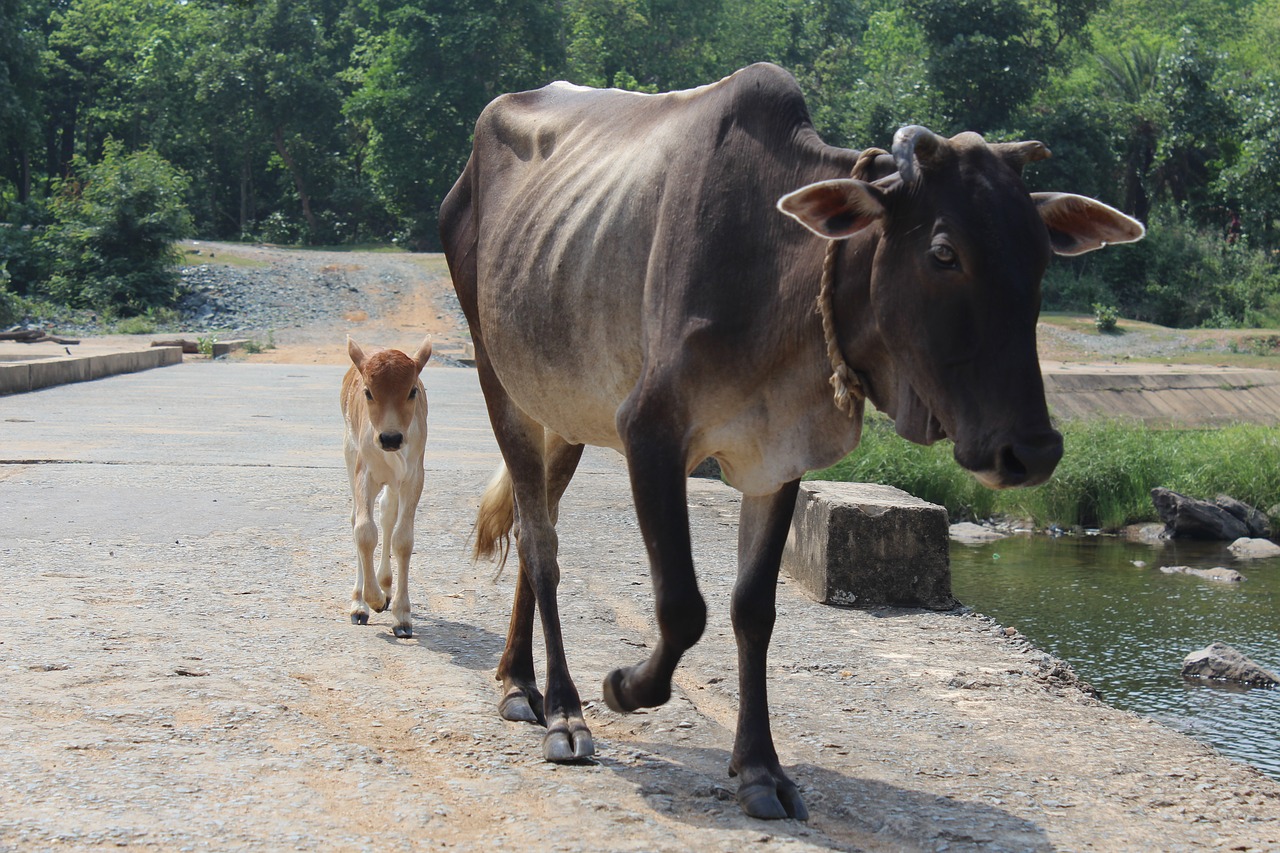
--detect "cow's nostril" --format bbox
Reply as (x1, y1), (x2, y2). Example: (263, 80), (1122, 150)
(379, 431), (403, 451)
(1000, 435), (1064, 487)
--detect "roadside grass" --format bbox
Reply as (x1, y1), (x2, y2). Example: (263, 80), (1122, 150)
(808, 414), (1280, 530)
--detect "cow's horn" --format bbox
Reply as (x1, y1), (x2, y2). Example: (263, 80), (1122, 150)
(991, 140), (1053, 173)
(892, 126), (942, 183)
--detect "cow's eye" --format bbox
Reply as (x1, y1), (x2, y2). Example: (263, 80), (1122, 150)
(408, 387), (417, 400)
(364, 389), (373, 401)
(930, 243), (958, 268)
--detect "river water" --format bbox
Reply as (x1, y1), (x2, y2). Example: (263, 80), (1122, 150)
(950, 534), (1280, 779)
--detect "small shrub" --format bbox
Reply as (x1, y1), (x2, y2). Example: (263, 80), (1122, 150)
(1093, 303), (1119, 333)
(41, 140), (193, 315)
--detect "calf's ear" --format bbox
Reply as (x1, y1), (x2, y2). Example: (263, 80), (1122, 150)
(347, 336), (367, 369)
(777, 179), (887, 240)
(1032, 192), (1146, 256)
(413, 336), (433, 373)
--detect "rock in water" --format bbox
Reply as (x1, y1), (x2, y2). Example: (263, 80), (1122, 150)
(1159, 566), (1245, 582)
(1151, 488), (1249, 541)
(1181, 642), (1280, 686)
(1214, 495), (1272, 538)
(1228, 537), (1280, 559)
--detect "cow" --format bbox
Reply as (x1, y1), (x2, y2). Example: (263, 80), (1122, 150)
(439, 62), (1144, 820)
(341, 336), (432, 639)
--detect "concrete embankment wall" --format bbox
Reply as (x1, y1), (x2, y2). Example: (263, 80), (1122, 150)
(0, 343), (183, 396)
(1042, 362), (1280, 426)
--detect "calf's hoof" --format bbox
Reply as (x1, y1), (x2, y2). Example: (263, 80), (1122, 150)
(393, 625), (413, 639)
(351, 612), (369, 626)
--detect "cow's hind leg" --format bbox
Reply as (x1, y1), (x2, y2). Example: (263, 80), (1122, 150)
(603, 406), (706, 713)
(729, 480), (808, 820)
(497, 433), (585, 724)
(479, 370), (593, 761)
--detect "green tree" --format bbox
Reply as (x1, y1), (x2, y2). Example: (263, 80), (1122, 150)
(346, 0), (565, 248)
(0, 0), (46, 205)
(42, 139), (193, 314)
(903, 0), (1102, 132)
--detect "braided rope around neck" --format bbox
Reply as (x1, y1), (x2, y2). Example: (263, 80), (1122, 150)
(818, 146), (886, 416)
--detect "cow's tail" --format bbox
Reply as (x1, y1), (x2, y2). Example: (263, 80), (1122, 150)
(473, 462), (515, 581)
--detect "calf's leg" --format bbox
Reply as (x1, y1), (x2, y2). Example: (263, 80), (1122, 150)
(730, 480), (807, 820)
(349, 473), (389, 624)
(387, 478), (421, 639)
(377, 490), (398, 600)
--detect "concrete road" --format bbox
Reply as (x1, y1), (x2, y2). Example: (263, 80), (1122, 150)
(2, 363), (1278, 851)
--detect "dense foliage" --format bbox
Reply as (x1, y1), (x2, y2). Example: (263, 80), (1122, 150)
(810, 415), (1280, 530)
(2, 0), (1279, 321)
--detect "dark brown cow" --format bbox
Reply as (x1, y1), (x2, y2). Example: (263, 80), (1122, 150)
(440, 63), (1143, 820)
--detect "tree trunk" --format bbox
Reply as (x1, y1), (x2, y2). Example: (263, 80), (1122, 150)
(272, 124), (317, 239)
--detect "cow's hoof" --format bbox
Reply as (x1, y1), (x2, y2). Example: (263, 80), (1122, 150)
(351, 612), (369, 626)
(543, 716), (594, 763)
(602, 668), (638, 713)
(602, 666), (669, 712)
(372, 599), (390, 613)
(737, 781), (809, 821)
(499, 687), (544, 725)
(393, 625), (413, 639)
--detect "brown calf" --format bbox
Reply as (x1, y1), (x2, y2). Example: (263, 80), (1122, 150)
(341, 336), (432, 638)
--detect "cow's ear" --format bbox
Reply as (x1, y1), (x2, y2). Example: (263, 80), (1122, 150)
(413, 336), (433, 373)
(1032, 192), (1146, 256)
(347, 336), (367, 369)
(777, 179), (886, 240)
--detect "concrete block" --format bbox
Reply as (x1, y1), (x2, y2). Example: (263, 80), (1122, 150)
(782, 481), (955, 610)
(212, 339), (251, 357)
(0, 362), (32, 395)
(30, 355), (90, 390)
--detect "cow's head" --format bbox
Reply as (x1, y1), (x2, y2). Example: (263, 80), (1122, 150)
(348, 336), (432, 451)
(778, 126), (1144, 488)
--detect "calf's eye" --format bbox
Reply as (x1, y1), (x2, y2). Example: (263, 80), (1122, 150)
(408, 387), (417, 400)
(364, 389), (373, 401)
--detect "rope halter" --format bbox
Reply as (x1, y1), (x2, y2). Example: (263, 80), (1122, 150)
(817, 146), (886, 417)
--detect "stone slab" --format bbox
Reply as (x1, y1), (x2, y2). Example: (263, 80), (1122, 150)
(782, 481), (955, 609)
(0, 345), (182, 396)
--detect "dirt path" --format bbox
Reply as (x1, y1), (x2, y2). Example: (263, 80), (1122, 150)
(3, 361), (1279, 851)
(5, 244), (1280, 848)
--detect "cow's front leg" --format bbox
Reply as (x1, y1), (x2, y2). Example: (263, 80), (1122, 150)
(729, 480), (807, 820)
(603, 414), (706, 713)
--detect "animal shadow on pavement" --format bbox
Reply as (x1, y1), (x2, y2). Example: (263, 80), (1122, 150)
(599, 742), (1054, 852)
(374, 614), (507, 671)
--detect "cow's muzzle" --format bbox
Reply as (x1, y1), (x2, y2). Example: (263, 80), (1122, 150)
(965, 429), (1063, 489)
(378, 431), (404, 451)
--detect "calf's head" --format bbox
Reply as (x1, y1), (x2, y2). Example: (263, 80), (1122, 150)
(348, 336), (432, 451)
(778, 126), (1145, 488)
